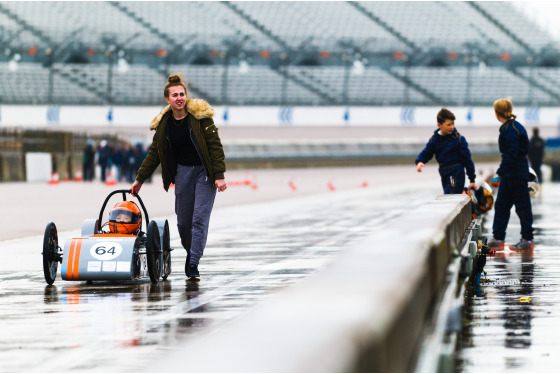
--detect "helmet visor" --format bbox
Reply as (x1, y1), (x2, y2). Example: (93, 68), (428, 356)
(109, 209), (140, 224)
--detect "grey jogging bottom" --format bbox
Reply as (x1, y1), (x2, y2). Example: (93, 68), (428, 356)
(174, 164), (216, 265)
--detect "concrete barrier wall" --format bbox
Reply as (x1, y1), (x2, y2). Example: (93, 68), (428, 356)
(151, 194), (472, 373)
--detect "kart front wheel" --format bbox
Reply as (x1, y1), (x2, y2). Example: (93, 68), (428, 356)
(42, 222), (59, 285)
(146, 221), (161, 283)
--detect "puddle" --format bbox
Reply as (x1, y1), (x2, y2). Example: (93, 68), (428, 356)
(456, 184), (560, 372)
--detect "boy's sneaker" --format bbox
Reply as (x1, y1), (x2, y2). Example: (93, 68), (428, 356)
(187, 264), (200, 279)
(509, 238), (534, 252)
(486, 238), (505, 251)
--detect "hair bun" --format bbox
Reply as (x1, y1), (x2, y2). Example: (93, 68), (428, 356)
(168, 73), (183, 84)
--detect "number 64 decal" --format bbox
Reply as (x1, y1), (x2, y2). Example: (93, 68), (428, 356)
(90, 242), (123, 261)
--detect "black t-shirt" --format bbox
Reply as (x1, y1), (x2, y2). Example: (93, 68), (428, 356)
(167, 115), (202, 166)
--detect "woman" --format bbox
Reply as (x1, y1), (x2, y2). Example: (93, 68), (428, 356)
(487, 98), (533, 252)
(131, 73), (227, 279)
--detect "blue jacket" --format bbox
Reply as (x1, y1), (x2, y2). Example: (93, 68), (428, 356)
(415, 129), (476, 182)
(497, 119), (529, 180)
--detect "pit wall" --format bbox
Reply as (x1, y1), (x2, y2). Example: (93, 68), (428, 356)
(0, 105), (555, 128)
(150, 194), (473, 373)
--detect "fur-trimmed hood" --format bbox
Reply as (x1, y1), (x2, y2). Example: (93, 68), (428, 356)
(149, 98), (215, 130)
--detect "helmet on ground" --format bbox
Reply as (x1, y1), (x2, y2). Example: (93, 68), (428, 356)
(528, 167), (540, 198)
(466, 182), (494, 215)
(108, 201), (142, 234)
(474, 182), (494, 213)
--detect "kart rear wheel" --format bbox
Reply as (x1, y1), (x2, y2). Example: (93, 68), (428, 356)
(146, 221), (161, 283)
(42, 222), (59, 285)
(161, 221), (172, 280)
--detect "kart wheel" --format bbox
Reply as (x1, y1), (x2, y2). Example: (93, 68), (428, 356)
(146, 221), (161, 283)
(161, 221), (172, 280)
(42, 222), (59, 285)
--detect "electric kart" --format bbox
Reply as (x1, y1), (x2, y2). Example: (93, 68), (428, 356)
(42, 189), (172, 285)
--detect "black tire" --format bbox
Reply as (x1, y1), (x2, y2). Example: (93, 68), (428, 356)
(161, 221), (172, 280)
(42, 222), (59, 285)
(146, 221), (161, 283)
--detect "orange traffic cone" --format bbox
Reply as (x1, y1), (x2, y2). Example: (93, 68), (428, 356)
(288, 179), (297, 191)
(74, 169), (83, 182)
(105, 170), (117, 186)
(47, 172), (60, 185)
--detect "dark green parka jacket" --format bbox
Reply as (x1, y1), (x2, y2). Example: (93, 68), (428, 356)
(136, 99), (226, 191)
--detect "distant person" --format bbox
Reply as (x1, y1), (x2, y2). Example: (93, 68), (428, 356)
(82, 140), (95, 181)
(487, 99), (534, 252)
(528, 127), (545, 183)
(134, 143), (147, 182)
(415, 107), (476, 193)
(123, 144), (135, 183)
(130, 73), (227, 280)
(97, 140), (110, 182)
(112, 144), (124, 182)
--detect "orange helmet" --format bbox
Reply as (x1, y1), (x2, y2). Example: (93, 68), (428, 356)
(108, 201), (142, 235)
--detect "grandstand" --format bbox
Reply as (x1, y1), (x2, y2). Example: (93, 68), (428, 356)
(1, 1), (559, 106)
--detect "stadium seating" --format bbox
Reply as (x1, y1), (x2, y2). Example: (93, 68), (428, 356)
(0, 1), (559, 106)
(0, 62), (101, 104)
(170, 64), (324, 105)
(393, 66), (556, 106)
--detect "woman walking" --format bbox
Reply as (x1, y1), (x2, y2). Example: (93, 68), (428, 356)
(131, 73), (227, 279)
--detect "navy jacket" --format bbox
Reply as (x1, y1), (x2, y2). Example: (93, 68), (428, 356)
(497, 119), (529, 180)
(415, 129), (476, 182)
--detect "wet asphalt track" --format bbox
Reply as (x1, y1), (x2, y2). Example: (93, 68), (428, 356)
(456, 183), (560, 372)
(0, 168), (441, 372)
(3, 164), (559, 372)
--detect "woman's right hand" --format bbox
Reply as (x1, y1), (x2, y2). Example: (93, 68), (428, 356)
(130, 180), (142, 195)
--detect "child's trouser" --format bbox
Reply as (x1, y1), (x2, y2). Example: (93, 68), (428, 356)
(439, 166), (465, 194)
(492, 177), (533, 241)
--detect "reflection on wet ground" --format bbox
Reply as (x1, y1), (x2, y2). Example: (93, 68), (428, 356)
(0, 186), (436, 372)
(456, 183), (560, 372)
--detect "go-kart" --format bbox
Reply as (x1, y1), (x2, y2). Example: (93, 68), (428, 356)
(42, 189), (172, 285)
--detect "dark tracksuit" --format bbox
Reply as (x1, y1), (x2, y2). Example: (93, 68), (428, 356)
(492, 119), (533, 241)
(528, 133), (545, 183)
(415, 129), (476, 194)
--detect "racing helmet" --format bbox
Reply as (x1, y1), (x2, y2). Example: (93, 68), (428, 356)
(466, 182), (494, 215)
(528, 167), (540, 198)
(108, 201), (142, 234)
(474, 182), (494, 213)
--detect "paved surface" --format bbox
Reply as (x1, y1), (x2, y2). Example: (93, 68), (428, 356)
(456, 183), (560, 372)
(0, 164), (447, 241)
(0, 165), (447, 372)
(9, 162), (553, 373)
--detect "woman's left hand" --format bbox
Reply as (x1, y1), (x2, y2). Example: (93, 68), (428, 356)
(215, 179), (227, 192)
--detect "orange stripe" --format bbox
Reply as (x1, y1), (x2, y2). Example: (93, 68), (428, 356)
(90, 234), (137, 237)
(72, 239), (83, 280)
(66, 239), (76, 280)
